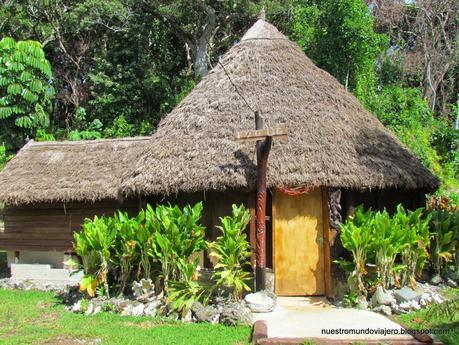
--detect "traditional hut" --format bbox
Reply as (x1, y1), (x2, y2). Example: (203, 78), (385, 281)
(119, 18), (438, 296)
(0, 137), (149, 268)
(0, 18), (438, 296)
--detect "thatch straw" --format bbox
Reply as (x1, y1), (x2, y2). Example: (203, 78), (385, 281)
(120, 19), (438, 196)
(0, 137), (149, 205)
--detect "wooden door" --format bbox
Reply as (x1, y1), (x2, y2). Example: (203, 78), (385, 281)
(273, 188), (325, 296)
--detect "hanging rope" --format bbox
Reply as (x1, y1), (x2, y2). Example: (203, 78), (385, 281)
(277, 185), (314, 196)
(218, 59), (257, 114)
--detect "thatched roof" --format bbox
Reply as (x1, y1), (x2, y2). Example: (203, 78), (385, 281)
(121, 19), (438, 196)
(0, 137), (149, 205)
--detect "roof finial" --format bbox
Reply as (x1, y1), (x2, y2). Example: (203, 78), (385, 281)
(258, 6), (266, 21)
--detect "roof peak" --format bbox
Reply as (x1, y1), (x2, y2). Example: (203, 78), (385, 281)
(258, 7), (266, 20)
(241, 18), (287, 41)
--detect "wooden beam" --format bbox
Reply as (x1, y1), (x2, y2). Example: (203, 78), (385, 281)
(235, 126), (288, 143)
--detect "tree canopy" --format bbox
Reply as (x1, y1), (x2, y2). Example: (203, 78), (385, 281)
(0, 0), (457, 189)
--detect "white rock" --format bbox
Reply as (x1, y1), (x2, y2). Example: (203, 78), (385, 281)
(71, 300), (82, 313)
(410, 300), (421, 310)
(371, 286), (396, 306)
(399, 301), (412, 311)
(373, 305), (392, 316)
(432, 293), (444, 304)
(93, 306), (102, 315)
(144, 303), (157, 317)
(131, 303), (145, 317)
(244, 291), (276, 313)
(121, 304), (133, 316)
(85, 302), (94, 315)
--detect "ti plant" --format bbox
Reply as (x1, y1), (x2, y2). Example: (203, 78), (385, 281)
(396, 206), (430, 289)
(149, 203), (207, 288)
(428, 209), (458, 275)
(112, 211), (140, 295)
(372, 209), (404, 289)
(167, 258), (212, 318)
(210, 204), (252, 301)
(339, 206), (374, 297)
(74, 215), (117, 297)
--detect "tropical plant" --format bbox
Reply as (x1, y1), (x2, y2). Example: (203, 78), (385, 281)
(0, 37), (54, 147)
(339, 206), (374, 296)
(396, 206), (431, 289)
(372, 209), (405, 289)
(167, 258), (212, 318)
(148, 203), (207, 288)
(136, 208), (154, 280)
(74, 215), (117, 297)
(210, 204), (252, 301)
(111, 211), (141, 295)
(428, 209), (458, 275)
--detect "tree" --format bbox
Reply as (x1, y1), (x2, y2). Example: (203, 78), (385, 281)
(372, 0), (458, 114)
(143, 1), (261, 79)
(292, 0), (387, 101)
(0, 37), (54, 149)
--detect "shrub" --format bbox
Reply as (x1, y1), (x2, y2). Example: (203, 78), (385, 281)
(428, 209), (458, 275)
(395, 206), (431, 288)
(210, 204), (252, 301)
(74, 202), (207, 298)
(339, 206), (375, 296)
(339, 204), (432, 293)
(111, 211), (142, 295)
(74, 215), (117, 297)
(148, 203), (207, 288)
(167, 258), (212, 318)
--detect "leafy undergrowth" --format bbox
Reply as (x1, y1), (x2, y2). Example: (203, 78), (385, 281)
(392, 288), (459, 345)
(0, 289), (251, 345)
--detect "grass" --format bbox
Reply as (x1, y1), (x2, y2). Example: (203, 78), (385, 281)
(392, 287), (459, 345)
(0, 289), (251, 345)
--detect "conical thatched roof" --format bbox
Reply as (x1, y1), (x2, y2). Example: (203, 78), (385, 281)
(121, 19), (438, 196)
(0, 137), (149, 205)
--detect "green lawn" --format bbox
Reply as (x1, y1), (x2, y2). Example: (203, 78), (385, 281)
(392, 288), (459, 345)
(0, 289), (251, 345)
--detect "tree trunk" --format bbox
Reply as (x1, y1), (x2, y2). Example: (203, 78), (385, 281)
(193, 2), (216, 79)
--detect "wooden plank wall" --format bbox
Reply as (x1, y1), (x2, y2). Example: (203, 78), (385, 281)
(0, 200), (139, 252)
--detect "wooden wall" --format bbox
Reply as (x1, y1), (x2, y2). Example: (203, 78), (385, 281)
(0, 200), (139, 252)
(341, 188), (427, 218)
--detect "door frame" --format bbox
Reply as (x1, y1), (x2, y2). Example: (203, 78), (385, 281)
(272, 186), (333, 297)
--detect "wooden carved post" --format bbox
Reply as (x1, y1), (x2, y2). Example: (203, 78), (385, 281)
(255, 111), (272, 290)
(234, 113), (288, 291)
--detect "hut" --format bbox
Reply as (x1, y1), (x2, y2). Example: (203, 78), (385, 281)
(0, 18), (438, 296)
(119, 18), (438, 296)
(0, 137), (149, 269)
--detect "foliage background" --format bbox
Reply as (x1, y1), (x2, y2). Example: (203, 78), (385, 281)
(0, 0), (457, 188)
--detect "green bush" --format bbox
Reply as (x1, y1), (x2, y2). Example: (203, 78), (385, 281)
(148, 203), (207, 288)
(74, 202), (253, 313)
(339, 204), (431, 294)
(338, 206), (375, 296)
(167, 258), (212, 317)
(74, 203), (207, 298)
(368, 86), (458, 188)
(428, 209), (458, 275)
(210, 204), (252, 301)
(74, 215), (117, 297)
